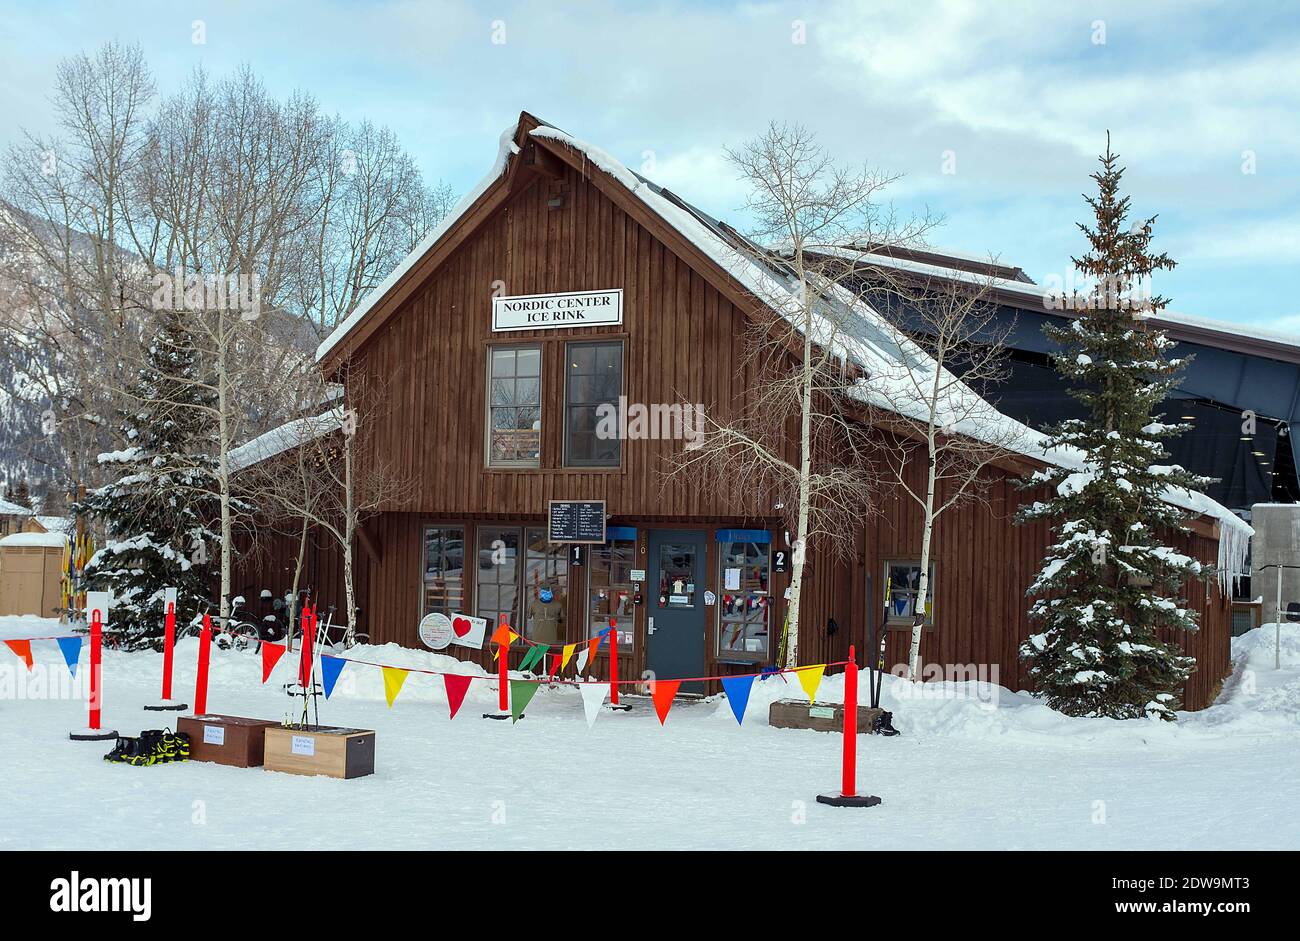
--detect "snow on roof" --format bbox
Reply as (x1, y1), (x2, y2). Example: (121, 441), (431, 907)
(0, 498), (34, 516)
(0, 531), (69, 548)
(35, 515), (72, 534)
(229, 410), (344, 473)
(307, 116), (1252, 577)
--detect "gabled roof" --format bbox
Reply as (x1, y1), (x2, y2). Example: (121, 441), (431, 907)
(310, 111), (1251, 575)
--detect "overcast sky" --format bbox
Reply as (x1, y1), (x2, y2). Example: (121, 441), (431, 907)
(2, 0), (1296, 334)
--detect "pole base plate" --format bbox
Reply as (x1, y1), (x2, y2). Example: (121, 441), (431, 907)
(69, 728), (119, 741)
(816, 793), (882, 808)
(144, 700), (189, 712)
(481, 711), (521, 720)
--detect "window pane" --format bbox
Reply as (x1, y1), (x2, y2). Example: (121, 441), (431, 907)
(564, 341), (622, 468)
(718, 540), (770, 659)
(523, 528), (568, 645)
(491, 348), (516, 377)
(487, 346), (541, 467)
(516, 347), (541, 376)
(422, 526), (466, 616)
(657, 542), (697, 608)
(589, 538), (636, 641)
(477, 527), (520, 626)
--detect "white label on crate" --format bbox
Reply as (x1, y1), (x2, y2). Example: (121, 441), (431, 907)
(203, 725), (225, 746)
(809, 706), (835, 719)
(291, 735), (316, 756)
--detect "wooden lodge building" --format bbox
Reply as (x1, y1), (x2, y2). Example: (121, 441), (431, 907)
(235, 111), (1251, 710)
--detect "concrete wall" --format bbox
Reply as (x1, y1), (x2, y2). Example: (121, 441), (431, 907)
(1251, 503), (1300, 623)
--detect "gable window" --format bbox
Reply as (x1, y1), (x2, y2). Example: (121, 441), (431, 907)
(488, 345), (542, 467)
(564, 340), (623, 467)
(884, 560), (935, 626)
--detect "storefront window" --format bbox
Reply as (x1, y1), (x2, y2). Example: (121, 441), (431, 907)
(523, 527), (568, 644)
(488, 346), (542, 466)
(717, 537), (770, 660)
(588, 531), (637, 644)
(657, 541), (697, 608)
(476, 527), (519, 627)
(564, 340), (622, 467)
(422, 526), (465, 616)
(885, 561), (935, 624)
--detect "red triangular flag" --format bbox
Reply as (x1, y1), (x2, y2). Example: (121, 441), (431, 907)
(548, 653), (562, 679)
(443, 673), (473, 720)
(651, 679), (681, 725)
(4, 639), (33, 671)
(261, 642), (286, 683)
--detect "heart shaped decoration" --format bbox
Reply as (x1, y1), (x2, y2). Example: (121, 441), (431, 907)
(452, 616), (472, 638)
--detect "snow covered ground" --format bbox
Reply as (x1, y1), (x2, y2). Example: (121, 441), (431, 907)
(1, 614), (1298, 850)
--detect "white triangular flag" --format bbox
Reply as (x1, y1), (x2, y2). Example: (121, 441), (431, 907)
(575, 648), (590, 676)
(580, 682), (609, 728)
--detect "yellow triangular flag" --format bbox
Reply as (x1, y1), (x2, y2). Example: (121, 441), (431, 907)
(560, 643), (577, 671)
(381, 666), (409, 708)
(796, 664), (826, 704)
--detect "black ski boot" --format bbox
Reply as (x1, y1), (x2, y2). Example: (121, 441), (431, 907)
(104, 735), (138, 763)
(872, 710), (901, 736)
(129, 730), (164, 766)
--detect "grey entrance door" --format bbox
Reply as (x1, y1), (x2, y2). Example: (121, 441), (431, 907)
(646, 529), (707, 695)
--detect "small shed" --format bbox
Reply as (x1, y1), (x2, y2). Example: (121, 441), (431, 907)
(0, 531), (70, 618)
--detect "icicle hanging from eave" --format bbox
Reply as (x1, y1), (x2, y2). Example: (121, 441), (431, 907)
(1216, 517), (1251, 595)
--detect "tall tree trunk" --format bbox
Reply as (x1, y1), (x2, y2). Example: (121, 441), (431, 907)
(906, 448), (937, 681)
(785, 306), (815, 670)
(216, 325), (232, 624)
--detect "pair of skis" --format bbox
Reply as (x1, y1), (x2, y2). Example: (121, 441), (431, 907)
(865, 576), (900, 736)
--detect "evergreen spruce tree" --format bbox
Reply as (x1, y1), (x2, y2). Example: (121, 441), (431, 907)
(1018, 136), (1211, 720)
(78, 309), (219, 648)
(8, 477), (33, 510)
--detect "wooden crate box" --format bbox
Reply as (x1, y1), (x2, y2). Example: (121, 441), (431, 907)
(177, 714), (280, 768)
(263, 726), (375, 779)
(768, 699), (883, 734)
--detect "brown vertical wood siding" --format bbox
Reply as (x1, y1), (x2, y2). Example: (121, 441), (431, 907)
(238, 135), (1234, 711)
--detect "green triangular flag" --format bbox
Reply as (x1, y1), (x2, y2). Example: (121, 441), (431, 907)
(509, 679), (540, 722)
(519, 644), (548, 673)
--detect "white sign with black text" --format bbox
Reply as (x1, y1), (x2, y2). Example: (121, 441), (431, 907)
(492, 289), (623, 332)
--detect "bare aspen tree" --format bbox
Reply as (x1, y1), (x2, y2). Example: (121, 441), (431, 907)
(0, 42), (155, 494)
(671, 122), (934, 668)
(240, 363), (410, 647)
(848, 258), (1025, 679)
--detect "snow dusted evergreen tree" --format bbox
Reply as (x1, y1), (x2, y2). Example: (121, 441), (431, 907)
(78, 309), (219, 648)
(1018, 136), (1211, 720)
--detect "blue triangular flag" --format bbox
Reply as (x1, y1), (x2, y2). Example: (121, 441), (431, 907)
(320, 655), (347, 699)
(56, 636), (82, 678)
(720, 674), (755, 726)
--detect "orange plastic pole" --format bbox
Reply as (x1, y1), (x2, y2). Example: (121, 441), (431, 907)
(88, 608), (103, 730)
(194, 612), (212, 715)
(842, 644), (858, 797)
(161, 600), (176, 701)
(608, 618), (619, 706)
(497, 614), (510, 713)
